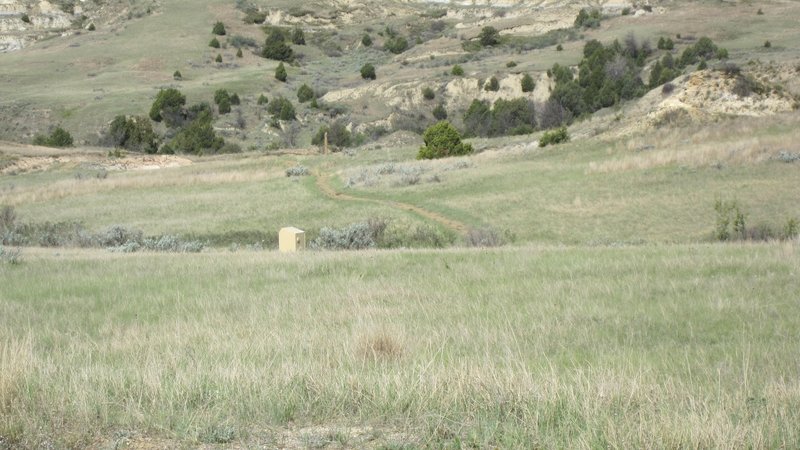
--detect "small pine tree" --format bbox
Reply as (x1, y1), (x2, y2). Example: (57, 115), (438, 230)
(173, 70), (182, 81)
(451, 64), (464, 76)
(764, 40), (771, 48)
(230, 93), (240, 105)
(361, 63), (376, 80)
(257, 94), (268, 105)
(87, 23), (96, 31)
(212, 21), (226, 36)
(556, 44), (564, 51)
(215, 54), (223, 63)
(521, 73), (535, 93)
(361, 34), (372, 47)
(236, 48), (243, 58)
(297, 84), (315, 103)
(275, 62), (287, 82)
(20, 13), (30, 23)
(209, 37), (220, 48)
(422, 87), (435, 100)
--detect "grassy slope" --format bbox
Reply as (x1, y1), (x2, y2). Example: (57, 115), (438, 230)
(2, 244), (799, 447)
(4, 113), (798, 245)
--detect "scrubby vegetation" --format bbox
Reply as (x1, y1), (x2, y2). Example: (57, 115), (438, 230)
(267, 96), (296, 121)
(539, 126), (569, 147)
(32, 127), (73, 148)
(312, 121), (352, 149)
(418, 121), (473, 159)
(149, 88), (186, 125)
(360, 63), (376, 80)
(104, 116), (159, 153)
(262, 28), (293, 61)
(463, 98), (536, 137)
(546, 36), (657, 124)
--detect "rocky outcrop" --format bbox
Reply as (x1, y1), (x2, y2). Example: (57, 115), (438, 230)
(0, 0), (75, 52)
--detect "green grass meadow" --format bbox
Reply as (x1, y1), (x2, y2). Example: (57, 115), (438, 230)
(2, 243), (799, 448)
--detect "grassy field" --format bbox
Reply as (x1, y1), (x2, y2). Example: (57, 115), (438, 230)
(1, 243), (799, 448)
(2, 0), (800, 447)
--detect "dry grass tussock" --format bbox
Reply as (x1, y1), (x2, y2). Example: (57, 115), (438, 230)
(589, 114), (800, 173)
(0, 167), (276, 207)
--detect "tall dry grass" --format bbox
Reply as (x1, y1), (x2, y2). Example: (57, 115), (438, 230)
(1, 244), (799, 448)
(589, 113), (800, 173)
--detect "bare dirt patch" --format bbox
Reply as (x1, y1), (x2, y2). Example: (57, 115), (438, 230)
(0, 142), (192, 174)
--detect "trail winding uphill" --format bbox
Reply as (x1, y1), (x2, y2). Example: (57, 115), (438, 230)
(314, 169), (469, 235)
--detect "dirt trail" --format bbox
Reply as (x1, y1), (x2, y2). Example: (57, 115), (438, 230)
(314, 170), (469, 235)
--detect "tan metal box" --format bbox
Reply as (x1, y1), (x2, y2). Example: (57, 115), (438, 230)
(279, 227), (305, 252)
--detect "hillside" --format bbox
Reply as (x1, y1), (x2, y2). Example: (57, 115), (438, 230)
(0, 0), (798, 149)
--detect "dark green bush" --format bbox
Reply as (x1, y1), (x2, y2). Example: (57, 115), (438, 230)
(297, 84), (315, 103)
(262, 29), (293, 61)
(87, 23), (95, 31)
(361, 34), (373, 47)
(417, 121), (473, 160)
(33, 127), (74, 148)
(384, 36), (408, 54)
(149, 88), (186, 124)
(229, 93), (240, 105)
(574, 8), (601, 29)
(168, 108), (225, 155)
(539, 126), (569, 147)
(422, 87), (435, 100)
(267, 96), (296, 121)
(209, 37), (220, 48)
(212, 21), (226, 36)
(20, 13), (30, 23)
(451, 64), (464, 76)
(521, 73), (535, 92)
(463, 98), (536, 138)
(173, 70), (182, 80)
(105, 116), (159, 153)
(257, 94), (268, 105)
(236, 48), (243, 57)
(678, 37), (727, 67)
(275, 62), (287, 81)
(361, 63), (376, 80)
(478, 26), (500, 47)
(214, 89), (230, 105)
(215, 54), (223, 63)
